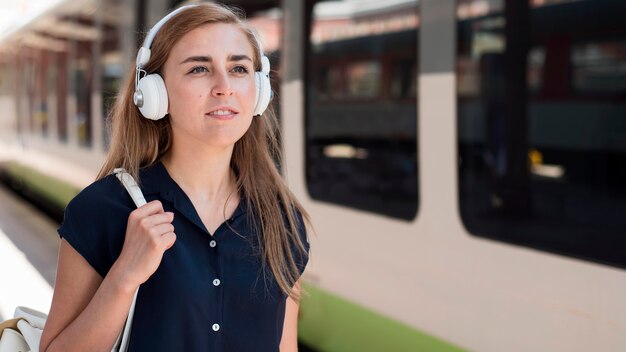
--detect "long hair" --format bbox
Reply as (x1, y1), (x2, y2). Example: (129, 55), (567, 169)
(97, 3), (309, 300)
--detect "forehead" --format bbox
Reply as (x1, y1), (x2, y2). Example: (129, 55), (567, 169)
(169, 22), (255, 60)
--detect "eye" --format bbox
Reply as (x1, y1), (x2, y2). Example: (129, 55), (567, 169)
(188, 66), (208, 74)
(231, 65), (250, 74)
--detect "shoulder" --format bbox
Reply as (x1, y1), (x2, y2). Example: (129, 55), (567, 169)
(61, 173), (139, 239)
(66, 173), (134, 216)
(59, 173), (135, 277)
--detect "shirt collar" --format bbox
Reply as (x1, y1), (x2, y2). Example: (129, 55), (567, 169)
(139, 161), (247, 227)
(140, 161), (176, 201)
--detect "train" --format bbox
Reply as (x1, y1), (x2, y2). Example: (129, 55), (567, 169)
(1, 0), (625, 351)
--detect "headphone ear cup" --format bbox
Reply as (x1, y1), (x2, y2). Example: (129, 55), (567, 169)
(253, 71), (272, 116)
(136, 74), (168, 120)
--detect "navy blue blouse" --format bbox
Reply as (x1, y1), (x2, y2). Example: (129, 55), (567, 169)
(58, 161), (309, 351)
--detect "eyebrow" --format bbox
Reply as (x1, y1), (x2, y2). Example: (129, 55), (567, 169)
(179, 54), (253, 65)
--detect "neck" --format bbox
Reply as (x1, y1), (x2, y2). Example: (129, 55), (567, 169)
(161, 143), (237, 203)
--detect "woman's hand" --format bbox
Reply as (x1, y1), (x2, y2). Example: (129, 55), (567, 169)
(111, 200), (176, 292)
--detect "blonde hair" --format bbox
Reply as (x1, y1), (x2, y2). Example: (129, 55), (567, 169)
(97, 3), (309, 300)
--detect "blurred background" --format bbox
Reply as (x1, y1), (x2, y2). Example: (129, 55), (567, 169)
(1, 0), (626, 351)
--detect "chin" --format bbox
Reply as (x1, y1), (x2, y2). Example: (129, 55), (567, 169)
(204, 135), (244, 149)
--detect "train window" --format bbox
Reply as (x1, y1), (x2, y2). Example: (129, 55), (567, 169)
(345, 61), (381, 98)
(305, 0), (419, 220)
(457, 0), (626, 268)
(571, 40), (626, 94)
(315, 65), (343, 100)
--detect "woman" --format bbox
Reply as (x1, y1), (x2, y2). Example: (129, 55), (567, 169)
(40, 3), (310, 351)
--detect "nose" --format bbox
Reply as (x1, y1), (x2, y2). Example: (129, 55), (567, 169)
(211, 71), (233, 97)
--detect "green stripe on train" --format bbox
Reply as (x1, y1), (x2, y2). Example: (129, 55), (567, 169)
(298, 283), (466, 352)
(3, 161), (80, 209)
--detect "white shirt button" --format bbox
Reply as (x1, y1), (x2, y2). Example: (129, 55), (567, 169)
(209, 240), (216, 248)
(213, 279), (221, 286)
(212, 323), (220, 331)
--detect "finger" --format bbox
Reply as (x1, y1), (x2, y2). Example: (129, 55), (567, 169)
(129, 202), (163, 224)
(161, 232), (177, 250)
(134, 200), (165, 216)
(134, 211), (173, 231)
(149, 223), (175, 238)
(145, 212), (175, 227)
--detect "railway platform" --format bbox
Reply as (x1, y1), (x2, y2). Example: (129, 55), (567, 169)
(0, 183), (58, 321)
(0, 139), (98, 190)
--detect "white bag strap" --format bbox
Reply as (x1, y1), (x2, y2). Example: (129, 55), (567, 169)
(113, 168), (147, 207)
(112, 168), (146, 351)
(111, 288), (138, 352)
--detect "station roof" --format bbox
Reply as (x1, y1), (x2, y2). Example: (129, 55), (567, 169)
(0, 0), (279, 54)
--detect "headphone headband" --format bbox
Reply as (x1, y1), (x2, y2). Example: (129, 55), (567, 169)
(136, 4), (199, 68)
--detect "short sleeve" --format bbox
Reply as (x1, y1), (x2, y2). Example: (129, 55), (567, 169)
(58, 175), (133, 278)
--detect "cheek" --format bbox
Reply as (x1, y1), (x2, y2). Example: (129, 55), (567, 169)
(239, 115), (254, 137)
(167, 81), (204, 111)
(241, 82), (257, 111)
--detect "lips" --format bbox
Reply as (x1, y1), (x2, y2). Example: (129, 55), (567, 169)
(206, 106), (239, 120)
(207, 109), (234, 115)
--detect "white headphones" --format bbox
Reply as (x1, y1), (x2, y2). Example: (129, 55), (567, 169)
(133, 4), (272, 120)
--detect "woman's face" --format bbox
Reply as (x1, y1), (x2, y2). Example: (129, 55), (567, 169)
(162, 22), (257, 149)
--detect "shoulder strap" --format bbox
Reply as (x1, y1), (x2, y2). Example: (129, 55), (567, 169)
(113, 168), (147, 207)
(111, 168), (144, 352)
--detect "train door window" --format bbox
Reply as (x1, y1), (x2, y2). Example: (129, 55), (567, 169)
(457, 0), (626, 268)
(390, 60), (417, 99)
(305, 0), (420, 220)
